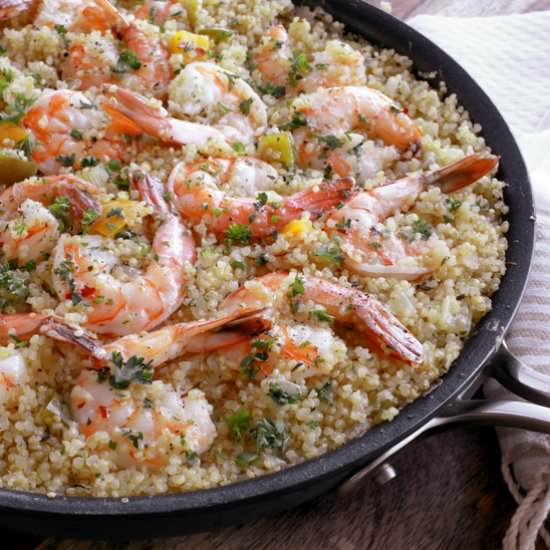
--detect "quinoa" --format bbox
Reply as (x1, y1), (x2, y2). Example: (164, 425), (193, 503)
(0, 0), (507, 497)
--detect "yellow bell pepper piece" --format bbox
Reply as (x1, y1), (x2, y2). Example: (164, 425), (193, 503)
(169, 30), (210, 63)
(89, 199), (142, 238)
(258, 132), (295, 167)
(281, 218), (313, 238)
(0, 122), (28, 145)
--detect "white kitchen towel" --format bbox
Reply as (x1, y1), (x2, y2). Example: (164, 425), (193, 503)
(407, 11), (550, 550)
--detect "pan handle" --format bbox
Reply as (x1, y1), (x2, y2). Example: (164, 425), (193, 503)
(488, 340), (550, 406)
(338, 339), (550, 496)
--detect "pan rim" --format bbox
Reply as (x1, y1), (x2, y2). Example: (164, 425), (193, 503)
(0, 0), (535, 518)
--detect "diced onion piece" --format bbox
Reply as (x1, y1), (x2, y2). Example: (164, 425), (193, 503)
(258, 132), (295, 167)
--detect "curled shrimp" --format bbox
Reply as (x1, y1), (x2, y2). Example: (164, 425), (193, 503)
(253, 25), (366, 95)
(54, 308), (265, 467)
(291, 86), (422, 163)
(103, 86), (233, 154)
(62, 0), (171, 98)
(21, 89), (142, 175)
(221, 271), (424, 366)
(167, 158), (355, 241)
(328, 154), (499, 280)
(51, 170), (196, 336)
(167, 62), (268, 144)
(0, 175), (100, 264)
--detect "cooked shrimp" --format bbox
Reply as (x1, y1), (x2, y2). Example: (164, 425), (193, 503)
(0, 348), (26, 406)
(253, 25), (366, 95)
(64, 308), (267, 467)
(62, 0), (171, 98)
(0, 175), (100, 264)
(0, 0), (33, 21)
(70, 371), (216, 467)
(168, 158), (355, 241)
(328, 154), (499, 280)
(102, 86), (233, 154)
(220, 272), (424, 366)
(291, 86), (421, 158)
(168, 62), (267, 143)
(0, 313), (51, 345)
(252, 25), (291, 89)
(51, 170), (196, 336)
(21, 89), (141, 175)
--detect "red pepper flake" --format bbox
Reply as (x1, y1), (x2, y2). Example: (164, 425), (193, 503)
(81, 285), (96, 298)
(99, 405), (109, 419)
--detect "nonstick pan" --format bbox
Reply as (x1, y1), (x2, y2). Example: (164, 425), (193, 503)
(0, 0), (543, 540)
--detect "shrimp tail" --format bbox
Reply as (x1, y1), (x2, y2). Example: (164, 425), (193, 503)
(39, 318), (104, 357)
(129, 169), (170, 216)
(287, 177), (355, 218)
(429, 154), (499, 194)
(357, 294), (424, 365)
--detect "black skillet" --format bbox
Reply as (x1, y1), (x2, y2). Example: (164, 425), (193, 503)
(0, 0), (543, 539)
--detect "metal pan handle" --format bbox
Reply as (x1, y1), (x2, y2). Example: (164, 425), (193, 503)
(339, 339), (550, 496)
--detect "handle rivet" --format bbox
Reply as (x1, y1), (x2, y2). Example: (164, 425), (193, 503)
(374, 463), (397, 485)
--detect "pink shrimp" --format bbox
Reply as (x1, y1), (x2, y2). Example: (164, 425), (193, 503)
(167, 158), (355, 241)
(328, 154), (499, 280)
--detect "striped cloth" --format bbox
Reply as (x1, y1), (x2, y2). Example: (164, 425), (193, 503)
(408, 12), (550, 550)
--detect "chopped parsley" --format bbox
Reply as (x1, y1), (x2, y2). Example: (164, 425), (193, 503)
(312, 243), (343, 267)
(312, 309), (334, 323)
(48, 196), (70, 226)
(70, 128), (83, 141)
(317, 134), (344, 150)
(316, 381), (332, 403)
(446, 198), (462, 213)
(0, 94), (34, 124)
(113, 50), (142, 74)
(288, 50), (311, 87)
(54, 24), (67, 35)
(107, 352), (154, 389)
(279, 111), (307, 131)
(106, 159), (121, 172)
(225, 223), (251, 245)
(230, 259), (245, 270)
(239, 97), (253, 115)
(82, 209), (100, 228)
(253, 417), (288, 450)
(257, 82), (286, 98)
(235, 451), (258, 469)
(239, 337), (274, 380)
(231, 141), (246, 155)
(80, 156), (98, 167)
(255, 191), (268, 208)
(185, 451), (198, 465)
(256, 253), (268, 266)
(288, 275), (304, 297)
(56, 154), (75, 167)
(412, 219), (432, 240)
(268, 384), (300, 405)
(217, 101), (231, 114)
(226, 408), (251, 439)
(122, 429), (143, 449)
(0, 263), (29, 310)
